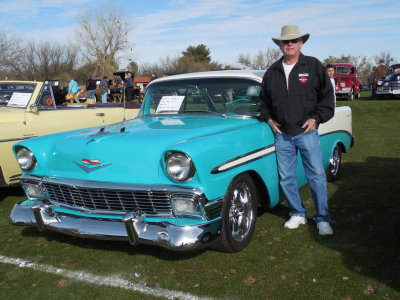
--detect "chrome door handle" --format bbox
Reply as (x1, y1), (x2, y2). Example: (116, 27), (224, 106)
(96, 113), (105, 116)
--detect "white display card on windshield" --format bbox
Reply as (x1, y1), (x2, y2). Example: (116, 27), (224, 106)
(7, 93), (32, 108)
(156, 96), (185, 113)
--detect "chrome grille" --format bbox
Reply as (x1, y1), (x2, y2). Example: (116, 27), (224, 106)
(389, 82), (400, 89)
(43, 182), (173, 214)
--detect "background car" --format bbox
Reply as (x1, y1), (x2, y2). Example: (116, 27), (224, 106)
(9, 71), (353, 252)
(0, 80), (140, 187)
(376, 71), (400, 99)
(332, 63), (361, 101)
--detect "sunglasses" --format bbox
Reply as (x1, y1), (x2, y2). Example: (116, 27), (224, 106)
(282, 38), (301, 44)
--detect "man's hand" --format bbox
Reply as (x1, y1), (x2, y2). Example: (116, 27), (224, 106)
(302, 118), (317, 134)
(268, 118), (282, 134)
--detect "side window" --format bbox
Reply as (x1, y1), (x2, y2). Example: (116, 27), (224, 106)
(36, 84), (56, 110)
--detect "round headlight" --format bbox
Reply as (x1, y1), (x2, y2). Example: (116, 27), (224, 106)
(165, 152), (195, 182)
(15, 146), (37, 171)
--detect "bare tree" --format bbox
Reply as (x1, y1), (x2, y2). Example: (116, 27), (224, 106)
(0, 30), (21, 76)
(140, 55), (181, 77)
(8, 40), (79, 82)
(373, 52), (395, 66)
(238, 48), (281, 70)
(76, 6), (132, 77)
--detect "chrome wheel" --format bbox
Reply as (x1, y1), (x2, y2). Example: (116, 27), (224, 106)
(228, 182), (255, 242)
(327, 144), (341, 182)
(215, 173), (258, 252)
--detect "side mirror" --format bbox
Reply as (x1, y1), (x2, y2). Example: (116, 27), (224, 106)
(29, 104), (38, 113)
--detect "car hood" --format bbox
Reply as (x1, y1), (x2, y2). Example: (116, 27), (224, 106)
(31, 115), (261, 184)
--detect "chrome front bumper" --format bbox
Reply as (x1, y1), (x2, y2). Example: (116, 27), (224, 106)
(9, 201), (222, 251)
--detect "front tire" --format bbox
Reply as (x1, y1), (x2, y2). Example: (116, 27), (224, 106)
(327, 144), (342, 182)
(215, 173), (258, 252)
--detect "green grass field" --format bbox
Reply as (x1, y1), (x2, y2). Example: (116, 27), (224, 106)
(1, 94), (399, 299)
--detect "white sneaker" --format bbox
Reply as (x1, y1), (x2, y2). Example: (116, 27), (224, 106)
(317, 222), (333, 235)
(284, 216), (307, 229)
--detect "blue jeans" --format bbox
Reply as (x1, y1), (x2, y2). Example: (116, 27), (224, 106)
(274, 130), (331, 223)
(87, 90), (96, 100)
(101, 93), (108, 103)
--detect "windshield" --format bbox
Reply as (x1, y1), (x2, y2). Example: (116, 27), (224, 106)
(334, 66), (351, 74)
(139, 78), (261, 117)
(0, 83), (36, 108)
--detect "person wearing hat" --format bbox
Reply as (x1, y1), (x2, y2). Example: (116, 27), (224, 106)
(259, 25), (335, 235)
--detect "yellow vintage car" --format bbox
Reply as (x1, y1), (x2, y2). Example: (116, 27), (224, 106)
(0, 80), (140, 187)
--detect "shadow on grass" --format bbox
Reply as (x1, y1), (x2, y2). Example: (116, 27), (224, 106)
(20, 226), (205, 261)
(314, 156), (400, 291)
(0, 186), (23, 201)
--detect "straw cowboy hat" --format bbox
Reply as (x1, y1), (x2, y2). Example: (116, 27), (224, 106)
(272, 24), (310, 46)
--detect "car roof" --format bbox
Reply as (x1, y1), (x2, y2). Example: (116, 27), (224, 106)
(332, 63), (355, 67)
(147, 70), (266, 86)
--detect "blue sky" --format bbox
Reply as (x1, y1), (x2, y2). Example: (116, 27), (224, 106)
(0, 0), (398, 68)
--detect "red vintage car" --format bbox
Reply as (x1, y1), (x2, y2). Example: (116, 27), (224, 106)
(332, 63), (361, 101)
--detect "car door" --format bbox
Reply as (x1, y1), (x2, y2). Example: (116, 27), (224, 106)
(24, 84), (108, 136)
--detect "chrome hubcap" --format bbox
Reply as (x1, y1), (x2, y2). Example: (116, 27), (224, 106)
(228, 182), (254, 242)
(329, 146), (340, 176)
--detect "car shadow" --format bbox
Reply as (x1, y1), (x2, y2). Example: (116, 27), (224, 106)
(0, 186), (24, 201)
(20, 227), (206, 260)
(312, 157), (400, 291)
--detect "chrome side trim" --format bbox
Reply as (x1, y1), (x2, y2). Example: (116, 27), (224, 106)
(211, 145), (275, 174)
(0, 136), (37, 143)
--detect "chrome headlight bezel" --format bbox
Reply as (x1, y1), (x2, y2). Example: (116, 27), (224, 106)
(15, 146), (37, 171)
(165, 151), (195, 182)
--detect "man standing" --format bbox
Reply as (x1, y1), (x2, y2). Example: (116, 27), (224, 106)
(326, 64), (336, 105)
(259, 25), (335, 235)
(67, 78), (79, 103)
(99, 76), (109, 104)
(372, 59), (388, 97)
(86, 75), (97, 101)
(125, 72), (134, 101)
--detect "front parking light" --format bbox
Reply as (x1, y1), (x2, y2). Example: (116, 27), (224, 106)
(23, 182), (44, 199)
(172, 197), (200, 213)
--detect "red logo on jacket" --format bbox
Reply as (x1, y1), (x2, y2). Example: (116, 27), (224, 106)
(298, 73), (309, 84)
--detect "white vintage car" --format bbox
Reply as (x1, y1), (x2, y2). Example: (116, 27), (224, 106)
(0, 81), (140, 187)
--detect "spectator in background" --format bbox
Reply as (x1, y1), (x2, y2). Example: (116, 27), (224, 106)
(372, 59), (388, 97)
(326, 64), (336, 106)
(124, 72), (134, 101)
(68, 78), (79, 103)
(99, 76), (109, 104)
(86, 75), (97, 101)
(375, 59), (388, 80)
(150, 73), (158, 81)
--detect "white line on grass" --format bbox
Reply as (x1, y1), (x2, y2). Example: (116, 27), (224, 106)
(0, 255), (214, 300)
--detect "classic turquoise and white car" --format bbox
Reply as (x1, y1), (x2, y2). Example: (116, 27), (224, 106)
(9, 70), (354, 252)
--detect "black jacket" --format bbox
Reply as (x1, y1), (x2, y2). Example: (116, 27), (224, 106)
(86, 78), (97, 91)
(259, 53), (334, 136)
